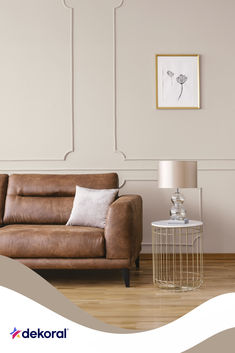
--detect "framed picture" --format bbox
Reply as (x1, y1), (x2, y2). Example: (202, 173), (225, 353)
(156, 54), (200, 109)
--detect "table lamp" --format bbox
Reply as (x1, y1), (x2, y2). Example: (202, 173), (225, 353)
(158, 161), (197, 222)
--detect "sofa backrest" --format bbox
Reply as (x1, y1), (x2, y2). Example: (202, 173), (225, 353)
(3, 173), (118, 225)
(0, 175), (9, 225)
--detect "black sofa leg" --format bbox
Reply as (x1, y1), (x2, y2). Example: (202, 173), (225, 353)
(122, 268), (130, 287)
(135, 256), (140, 269)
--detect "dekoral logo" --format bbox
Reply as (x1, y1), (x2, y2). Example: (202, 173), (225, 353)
(10, 328), (21, 339)
(10, 327), (68, 339)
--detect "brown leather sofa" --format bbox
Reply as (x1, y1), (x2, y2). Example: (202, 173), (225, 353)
(0, 173), (142, 287)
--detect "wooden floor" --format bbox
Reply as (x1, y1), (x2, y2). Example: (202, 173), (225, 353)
(37, 254), (235, 330)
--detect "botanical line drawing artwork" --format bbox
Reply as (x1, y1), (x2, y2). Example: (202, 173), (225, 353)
(176, 74), (188, 100)
(166, 71), (188, 100)
(167, 70), (174, 86)
(156, 54), (200, 109)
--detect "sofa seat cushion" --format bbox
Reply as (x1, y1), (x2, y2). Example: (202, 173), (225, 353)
(0, 225), (105, 258)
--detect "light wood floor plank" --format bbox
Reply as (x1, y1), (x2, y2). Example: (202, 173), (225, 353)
(36, 254), (235, 330)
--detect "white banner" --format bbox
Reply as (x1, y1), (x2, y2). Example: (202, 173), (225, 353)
(1, 286), (235, 353)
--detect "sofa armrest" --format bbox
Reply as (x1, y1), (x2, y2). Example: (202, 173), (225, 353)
(104, 195), (142, 262)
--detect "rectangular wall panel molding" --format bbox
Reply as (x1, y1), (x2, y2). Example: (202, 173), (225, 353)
(114, 0), (235, 160)
(0, 0), (74, 160)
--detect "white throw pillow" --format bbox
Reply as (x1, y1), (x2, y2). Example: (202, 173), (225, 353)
(66, 186), (119, 228)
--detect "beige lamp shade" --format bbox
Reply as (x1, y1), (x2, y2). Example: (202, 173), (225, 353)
(158, 161), (197, 188)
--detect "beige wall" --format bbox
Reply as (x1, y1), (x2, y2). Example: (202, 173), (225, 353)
(0, 0), (235, 252)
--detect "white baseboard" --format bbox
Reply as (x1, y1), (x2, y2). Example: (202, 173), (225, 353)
(140, 243), (152, 254)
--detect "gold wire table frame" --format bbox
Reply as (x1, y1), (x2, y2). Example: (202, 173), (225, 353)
(152, 220), (203, 291)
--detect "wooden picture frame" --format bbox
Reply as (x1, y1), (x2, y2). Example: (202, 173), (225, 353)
(156, 54), (200, 109)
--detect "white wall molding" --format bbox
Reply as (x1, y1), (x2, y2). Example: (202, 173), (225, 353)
(141, 243), (152, 254)
(1, 167), (235, 172)
(62, 0), (75, 161)
(119, 178), (157, 188)
(113, 0), (126, 161)
(62, 0), (72, 9)
(0, 0), (74, 162)
(113, 0), (235, 162)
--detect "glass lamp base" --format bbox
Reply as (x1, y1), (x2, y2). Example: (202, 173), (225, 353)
(170, 189), (186, 220)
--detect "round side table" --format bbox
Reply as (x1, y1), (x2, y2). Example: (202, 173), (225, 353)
(152, 220), (203, 291)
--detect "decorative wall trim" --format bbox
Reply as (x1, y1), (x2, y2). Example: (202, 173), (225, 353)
(1, 167), (235, 172)
(113, 0), (126, 160)
(0, 0), (75, 162)
(113, 0), (235, 162)
(62, 0), (71, 9)
(0, 169), (157, 172)
(62, 0), (75, 161)
(119, 178), (157, 188)
(141, 243), (152, 254)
